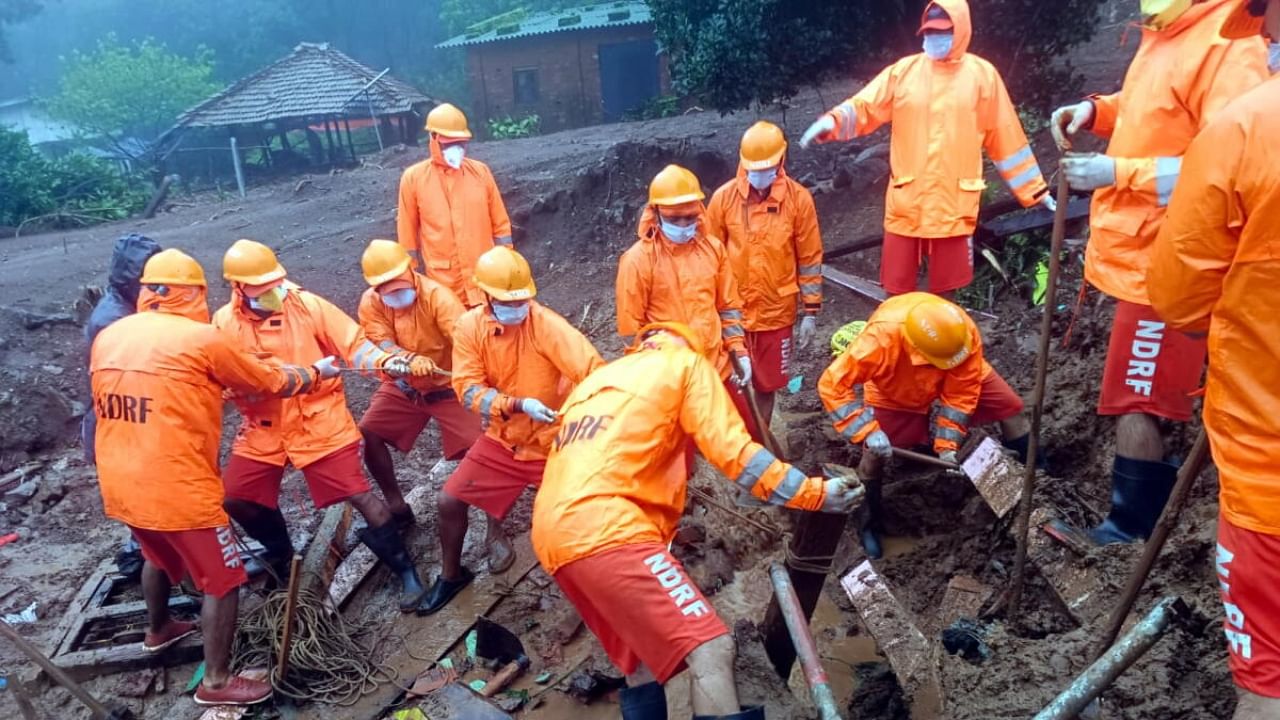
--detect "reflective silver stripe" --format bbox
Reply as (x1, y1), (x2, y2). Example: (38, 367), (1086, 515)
(352, 340), (380, 370)
(719, 309), (743, 321)
(479, 388), (499, 430)
(722, 325), (746, 338)
(834, 104), (857, 141)
(798, 263), (821, 277)
(839, 407), (877, 441)
(494, 235), (513, 246)
(1156, 157), (1182, 207)
(291, 366), (314, 395)
(938, 406), (971, 426)
(799, 276), (823, 287)
(936, 426), (965, 443)
(462, 385), (484, 408)
(376, 339), (403, 353)
(768, 467), (808, 505)
(735, 447), (778, 492)
(828, 400), (864, 423)
(1006, 164), (1044, 193)
(993, 144), (1033, 174)
(280, 367), (300, 396)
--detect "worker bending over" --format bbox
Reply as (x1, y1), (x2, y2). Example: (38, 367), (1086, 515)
(1050, 0), (1267, 546)
(533, 323), (861, 720)
(706, 121), (823, 429)
(818, 293), (1030, 559)
(422, 246), (604, 615)
(800, 0), (1052, 297)
(356, 240), (480, 530)
(397, 103), (512, 308)
(213, 239), (429, 612)
(92, 250), (334, 706)
(1148, 2), (1280, 715)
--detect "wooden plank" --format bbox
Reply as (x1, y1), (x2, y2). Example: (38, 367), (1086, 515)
(300, 502), (353, 597)
(1027, 508), (1103, 624)
(52, 634), (203, 682)
(936, 575), (993, 629)
(49, 558), (117, 657)
(979, 197), (1091, 239)
(416, 682), (512, 719)
(821, 266), (887, 303)
(961, 436), (1024, 519)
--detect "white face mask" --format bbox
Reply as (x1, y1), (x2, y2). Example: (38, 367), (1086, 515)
(747, 168), (778, 192)
(923, 33), (954, 60)
(1270, 42), (1280, 75)
(491, 302), (530, 326)
(381, 288), (417, 310)
(660, 220), (697, 245)
(442, 145), (466, 169)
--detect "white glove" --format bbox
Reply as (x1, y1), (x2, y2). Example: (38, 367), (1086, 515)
(520, 398), (558, 423)
(939, 450), (959, 465)
(800, 116), (836, 148)
(1061, 153), (1116, 192)
(796, 315), (818, 350)
(864, 429), (892, 459)
(1051, 101), (1094, 151)
(734, 355), (753, 388)
(1041, 193), (1058, 214)
(820, 475), (865, 514)
(382, 355), (412, 378)
(312, 355), (340, 380)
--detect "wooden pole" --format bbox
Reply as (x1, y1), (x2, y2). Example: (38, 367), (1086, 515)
(1007, 172), (1070, 619)
(229, 135), (246, 199)
(323, 118), (337, 165)
(892, 446), (960, 471)
(365, 90), (384, 151)
(276, 555), (304, 684)
(142, 174), (174, 219)
(342, 116), (357, 162)
(0, 619), (118, 719)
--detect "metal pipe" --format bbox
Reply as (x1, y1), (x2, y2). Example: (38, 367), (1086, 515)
(1033, 597), (1185, 720)
(768, 562), (843, 720)
(230, 135), (246, 198)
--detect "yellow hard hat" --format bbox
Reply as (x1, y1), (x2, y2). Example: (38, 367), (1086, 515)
(636, 321), (703, 355)
(740, 121), (787, 171)
(648, 164), (705, 206)
(830, 320), (867, 357)
(904, 297), (974, 370)
(140, 249), (207, 288)
(425, 103), (472, 139)
(361, 239), (412, 287)
(223, 239), (286, 285)
(474, 245), (536, 301)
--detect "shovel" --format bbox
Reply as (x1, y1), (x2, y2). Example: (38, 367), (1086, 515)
(474, 617), (530, 698)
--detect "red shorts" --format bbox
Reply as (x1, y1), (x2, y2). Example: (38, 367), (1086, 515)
(358, 382), (481, 460)
(1217, 513), (1280, 697)
(442, 435), (544, 519)
(875, 370), (1024, 447)
(1098, 300), (1204, 421)
(553, 543), (729, 682)
(746, 326), (793, 393)
(129, 525), (247, 598)
(223, 442), (370, 510)
(881, 232), (974, 295)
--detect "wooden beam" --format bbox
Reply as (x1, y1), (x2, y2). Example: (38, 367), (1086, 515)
(51, 634), (203, 683)
(300, 503), (354, 598)
(824, 234), (882, 261)
(821, 266), (887, 303)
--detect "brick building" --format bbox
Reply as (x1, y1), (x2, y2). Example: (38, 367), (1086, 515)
(437, 2), (670, 134)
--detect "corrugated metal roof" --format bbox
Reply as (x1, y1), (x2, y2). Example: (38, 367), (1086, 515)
(170, 43), (432, 130)
(436, 1), (652, 49)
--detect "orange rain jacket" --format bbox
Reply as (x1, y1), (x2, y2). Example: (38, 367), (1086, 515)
(397, 136), (513, 308)
(1148, 76), (1280, 536)
(818, 293), (992, 454)
(616, 206), (747, 379)
(91, 288), (318, 531)
(705, 165), (823, 331)
(1080, 0), (1266, 305)
(816, 0), (1048, 239)
(452, 302), (604, 461)
(532, 341), (826, 573)
(213, 282), (394, 468)
(358, 271), (466, 397)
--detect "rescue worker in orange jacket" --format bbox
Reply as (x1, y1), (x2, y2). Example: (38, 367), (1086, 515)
(356, 240), (481, 530)
(212, 239), (429, 612)
(617, 164), (759, 439)
(706, 121), (823, 429)
(1049, 0), (1268, 546)
(818, 293), (1030, 559)
(92, 249), (333, 707)
(534, 323), (861, 720)
(397, 103), (513, 308)
(800, 0), (1053, 297)
(1148, 3), (1280, 712)
(420, 245), (605, 615)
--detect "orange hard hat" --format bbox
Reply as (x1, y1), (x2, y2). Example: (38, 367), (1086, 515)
(425, 103), (472, 139)
(648, 164), (705, 206)
(140, 249), (207, 288)
(474, 245), (537, 301)
(1221, 0), (1265, 38)
(223, 239), (286, 285)
(361, 239), (412, 287)
(740, 121), (787, 170)
(903, 296), (974, 370)
(636, 321), (703, 355)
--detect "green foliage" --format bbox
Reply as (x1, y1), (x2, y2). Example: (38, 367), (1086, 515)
(623, 95), (681, 121)
(0, 126), (147, 228)
(487, 114), (541, 139)
(957, 229), (1051, 310)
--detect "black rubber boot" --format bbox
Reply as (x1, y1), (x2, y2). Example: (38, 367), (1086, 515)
(693, 705), (765, 720)
(227, 502), (294, 587)
(859, 475), (884, 560)
(1003, 433), (1047, 470)
(358, 522), (427, 612)
(620, 681), (668, 720)
(1087, 456), (1178, 545)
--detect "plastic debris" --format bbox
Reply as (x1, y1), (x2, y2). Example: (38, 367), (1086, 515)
(786, 376), (803, 394)
(465, 629), (478, 660)
(393, 709), (428, 720)
(941, 618), (991, 664)
(439, 657), (454, 670)
(468, 679), (488, 693)
(534, 671), (553, 684)
(185, 662), (206, 692)
(2, 602), (37, 625)
(0, 532), (19, 548)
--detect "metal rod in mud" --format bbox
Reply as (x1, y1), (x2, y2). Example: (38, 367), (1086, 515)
(768, 562), (843, 720)
(1094, 431), (1210, 660)
(1008, 171), (1070, 620)
(892, 446), (960, 470)
(1033, 597), (1186, 720)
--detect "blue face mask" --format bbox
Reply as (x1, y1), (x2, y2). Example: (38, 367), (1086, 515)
(747, 168), (778, 191)
(491, 302), (530, 326)
(923, 33), (954, 60)
(660, 220), (697, 245)
(1270, 42), (1280, 75)
(381, 288), (417, 310)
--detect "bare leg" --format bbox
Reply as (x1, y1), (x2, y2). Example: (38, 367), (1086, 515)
(141, 561), (172, 635)
(686, 634), (739, 716)
(348, 490), (393, 529)
(200, 588), (240, 689)
(361, 429), (409, 516)
(1117, 412), (1164, 461)
(438, 492), (470, 581)
(1234, 689), (1280, 719)
(1000, 413), (1030, 441)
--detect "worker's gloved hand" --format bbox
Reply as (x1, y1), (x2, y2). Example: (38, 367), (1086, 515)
(864, 429), (893, 459)
(1062, 153), (1116, 192)
(382, 355), (412, 378)
(733, 354), (753, 388)
(312, 355), (341, 380)
(1041, 193), (1058, 214)
(820, 475), (865, 514)
(520, 398), (559, 423)
(939, 450), (959, 465)
(408, 355), (438, 378)
(796, 315), (818, 350)
(1051, 100), (1094, 151)
(800, 115), (836, 148)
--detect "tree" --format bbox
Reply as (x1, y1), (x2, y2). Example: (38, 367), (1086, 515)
(0, 0), (41, 62)
(0, 127), (147, 229)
